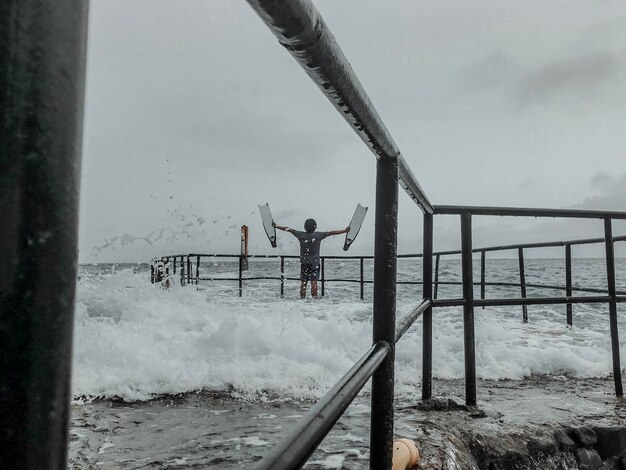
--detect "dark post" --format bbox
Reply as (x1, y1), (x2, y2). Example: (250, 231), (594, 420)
(518, 248), (528, 323)
(280, 256), (285, 298)
(370, 157), (398, 468)
(238, 255), (243, 297)
(196, 256), (200, 286)
(173, 256), (177, 274)
(360, 257), (364, 301)
(460, 214), (477, 406)
(0, 0), (89, 467)
(422, 213), (433, 400)
(180, 257), (185, 286)
(433, 254), (440, 299)
(480, 251), (486, 309)
(187, 257), (191, 284)
(604, 218), (623, 396)
(565, 244), (573, 326)
(321, 258), (325, 297)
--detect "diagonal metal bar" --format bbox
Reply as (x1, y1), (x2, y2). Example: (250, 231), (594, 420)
(396, 299), (431, 343)
(253, 341), (390, 470)
(245, 0), (433, 213)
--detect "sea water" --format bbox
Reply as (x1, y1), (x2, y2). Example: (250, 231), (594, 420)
(70, 258), (626, 467)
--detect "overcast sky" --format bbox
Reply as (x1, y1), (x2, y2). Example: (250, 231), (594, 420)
(79, 0), (626, 263)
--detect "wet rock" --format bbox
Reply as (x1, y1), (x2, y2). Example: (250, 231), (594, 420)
(570, 427), (598, 449)
(416, 397), (468, 412)
(598, 455), (618, 470)
(554, 429), (577, 453)
(526, 437), (557, 456)
(575, 448), (603, 470)
(594, 427), (626, 460)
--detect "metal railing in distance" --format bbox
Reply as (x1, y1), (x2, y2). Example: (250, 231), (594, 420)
(245, 0), (433, 214)
(431, 205), (626, 405)
(254, 341), (389, 470)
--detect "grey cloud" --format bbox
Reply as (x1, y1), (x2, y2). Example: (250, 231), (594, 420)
(457, 51), (519, 92)
(517, 52), (622, 104)
(574, 172), (626, 211)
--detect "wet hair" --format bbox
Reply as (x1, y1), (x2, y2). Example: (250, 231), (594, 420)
(304, 218), (317, 233)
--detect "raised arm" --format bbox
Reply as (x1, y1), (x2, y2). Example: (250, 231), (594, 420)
(326, 226), (350, 236)
(273, 221), (292, 233)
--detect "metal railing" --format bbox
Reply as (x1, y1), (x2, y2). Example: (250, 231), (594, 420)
(2, 0), (625, 468)
(156, 253), (426, 299)
(158, 232), (626, 310)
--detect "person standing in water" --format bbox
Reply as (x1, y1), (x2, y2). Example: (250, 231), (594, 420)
(273, 219), (349, 299)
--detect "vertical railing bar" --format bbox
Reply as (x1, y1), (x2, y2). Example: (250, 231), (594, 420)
(422, 213), (433, 400)
(433, 254), (440, 299)
(370, 157), (399, 468)
(239, 255), (243, 297)
(360, 257), (364, 301)
(321, 258), (325, 297)
(0, 1), (89, 465)
(604, 217), (623, 396)
(565, 244), (573, 326)
(518, 248), (528, 323)
(480, 251), (486, 310)
(187, 256), (191, 284)
(196, 255), (200, 287)
(173, 256), (177, 274)
(460, 214), (477, 407)
(280, 256), (285, 298)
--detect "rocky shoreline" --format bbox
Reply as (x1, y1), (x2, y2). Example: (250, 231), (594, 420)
(69, 376), (626, 469)
(407, 377), (626, 469)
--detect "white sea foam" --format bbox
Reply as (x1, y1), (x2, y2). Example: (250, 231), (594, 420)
(72, 263), (626, 402)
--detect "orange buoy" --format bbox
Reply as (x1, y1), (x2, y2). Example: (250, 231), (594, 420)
(392, 438), (420, 470)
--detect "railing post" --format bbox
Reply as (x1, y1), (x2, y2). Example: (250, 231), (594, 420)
(480, 251), (486, 309)
(321, 258), (325, 297)
(0, 0), (89, 465)
(433, 254), (440, 299)
(565, 244), (573, 326)
(360, 258), (364, 301)
(187, 257), (191, 284)
(196, 256), (200, 286)
(422, 213), (433, 400)
(238, 255), (243, 297)
(280, 256), (285, 298)
(173, 256), (177, 274)
(518, 248), (528, 323)
(460, 214), (477, 407)
(604, 218), (623, 396)
(370, 156), (398, 469)
(180, 256), (185, 286)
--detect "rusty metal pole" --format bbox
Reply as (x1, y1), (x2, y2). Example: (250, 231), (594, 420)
(370, 156), (398, 468)
(0, 0), (89, 467)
